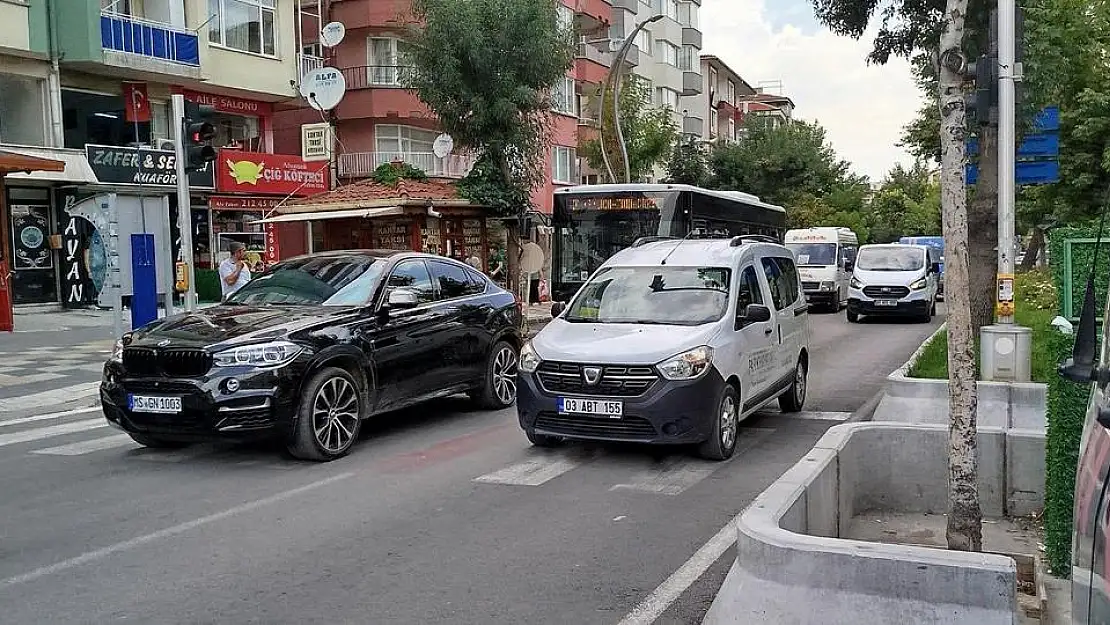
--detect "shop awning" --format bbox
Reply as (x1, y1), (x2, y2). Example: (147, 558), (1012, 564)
(1, 147), (97, 183)
(252, 206), (405, 224)
(0, 149), (67, 174)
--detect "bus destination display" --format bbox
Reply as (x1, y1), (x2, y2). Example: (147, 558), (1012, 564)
(567, 195), (663, 212)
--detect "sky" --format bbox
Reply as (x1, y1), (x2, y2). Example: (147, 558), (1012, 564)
(701, 0), (922, 182)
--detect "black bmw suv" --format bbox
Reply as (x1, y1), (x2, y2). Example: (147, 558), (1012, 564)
(101, 250), (522, 461)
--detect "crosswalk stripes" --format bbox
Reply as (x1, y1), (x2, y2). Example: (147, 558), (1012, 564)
(474, 449), (599, 486)
(0, 418), (108, 449)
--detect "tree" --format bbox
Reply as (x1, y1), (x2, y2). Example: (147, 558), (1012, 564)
(865, 162), (942, 242)
(663, 136), (710, 186)
(938, 0), (983, 552)
(813, 0), (997, 332)
(580, 75), (677, 182)
(709, 117), (853, 206)
(403, 0), (576, 217)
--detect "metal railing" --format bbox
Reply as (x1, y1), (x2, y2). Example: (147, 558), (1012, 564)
(339, 65), (415, 90)
(577, 42), (613, 67)
(99, 10), (200, 66)
(338, 151), (477, 178)
(299, 53), (324, 78)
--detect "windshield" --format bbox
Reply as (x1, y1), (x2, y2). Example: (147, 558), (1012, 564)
(856, 247), (924, 271)
(564, 266), (731, 326)
(785, 243), (837, 266)
(226, 255), (385, 306)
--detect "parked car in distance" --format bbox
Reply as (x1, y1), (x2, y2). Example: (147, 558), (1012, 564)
(846, 244), (939, 323)
(516, 235), (810, 461)
(101, 250), (523, 462)
(785, 226), (859, 312)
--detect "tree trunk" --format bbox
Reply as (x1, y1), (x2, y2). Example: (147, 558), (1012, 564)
(968, 125), (999, 332)
(1021, 227), (1045, 270)
(938, 0), (983, 553)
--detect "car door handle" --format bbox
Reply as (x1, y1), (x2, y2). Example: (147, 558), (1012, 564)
(764, 326), (773, 335)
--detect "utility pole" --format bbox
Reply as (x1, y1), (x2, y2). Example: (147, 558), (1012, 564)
(171, 94), (197, 312)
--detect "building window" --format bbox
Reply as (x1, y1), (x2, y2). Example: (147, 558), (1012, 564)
(654, 0), (679, 21)
(208, 0), (277, 57)
(0, 74), (47, 146)
(727, 81), (736, 106)
(551, 76), (576, 116)
(655, 87), (679, 111)
(654, 41), (679, 67)
(375, 124), (438, 155)
(678, 2), (699, 28)
(367, 37), (411, 86)
(679, 45), (697, 71)
(556, 4), (574, 32)
(553, 146), (576, 184)
(727, 118), (736, 141)
(636, 30), (651, 54)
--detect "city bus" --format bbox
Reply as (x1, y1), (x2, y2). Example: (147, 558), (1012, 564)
(551, 183), (787, 302)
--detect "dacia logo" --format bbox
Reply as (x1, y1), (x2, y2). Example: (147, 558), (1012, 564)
(582, 366), (602, 385)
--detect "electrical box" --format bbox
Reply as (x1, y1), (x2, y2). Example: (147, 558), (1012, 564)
(980, 324), (1033, 382)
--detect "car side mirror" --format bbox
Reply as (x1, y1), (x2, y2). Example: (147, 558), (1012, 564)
(386, 288), (419, 310)
(736, 303), (772, 329)
(551, 301), (565, 318)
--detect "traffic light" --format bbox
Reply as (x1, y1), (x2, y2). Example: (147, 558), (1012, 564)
(966, 53), (998, 128)
(182, 101), (216, 172)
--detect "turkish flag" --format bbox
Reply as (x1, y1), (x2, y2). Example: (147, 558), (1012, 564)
(122, 82), (151, 123)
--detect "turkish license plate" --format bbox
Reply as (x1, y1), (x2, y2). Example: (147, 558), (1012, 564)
(874, 299), (899, 307)
(558, 397), (623, 417)
(128, 394), (182, 414)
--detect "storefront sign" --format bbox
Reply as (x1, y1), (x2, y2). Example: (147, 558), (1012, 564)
(85, 144), (214, 188)
(216, 149), (329, 196)
(10, 205), (52, 270)
(208, 195), (283, 211)
(178, 88), (273, 116)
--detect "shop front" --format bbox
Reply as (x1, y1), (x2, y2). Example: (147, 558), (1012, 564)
(178, 89), (274, 152)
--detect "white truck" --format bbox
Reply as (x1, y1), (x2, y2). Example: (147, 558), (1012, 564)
(784, 227), (859, 312)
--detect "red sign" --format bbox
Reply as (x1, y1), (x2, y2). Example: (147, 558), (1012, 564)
(122, 82), (151, 123)
(178, 88), (273, 117)
(208, 195), (283, 211)
(264, 222), (281, 264)
(216, 150), (329, 196)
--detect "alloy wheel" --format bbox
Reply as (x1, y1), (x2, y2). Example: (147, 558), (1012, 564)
(492, 346), (518, 405)
(311, 377), (360, 453)
(794, 362), (807, 406)
(719, 394), (738, 451)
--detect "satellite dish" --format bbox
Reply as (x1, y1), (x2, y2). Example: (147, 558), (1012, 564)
(432, 134), (454, 158)
(319, 22), (346, 48)
(300, 67), (346, 111)
(520, 242), (544, 274)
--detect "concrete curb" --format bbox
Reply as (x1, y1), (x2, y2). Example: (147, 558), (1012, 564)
(702, 422), (1044, 625)
(873, 322), (1047, 431)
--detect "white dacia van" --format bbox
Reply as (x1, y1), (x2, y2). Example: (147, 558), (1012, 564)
(516, 236), (811, 461)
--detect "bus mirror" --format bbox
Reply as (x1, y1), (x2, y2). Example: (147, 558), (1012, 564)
(551, 301), (565, 318)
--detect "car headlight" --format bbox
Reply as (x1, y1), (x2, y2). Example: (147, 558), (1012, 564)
(109, 337), (126, 363)
(909, 278), (928, 290)
(820, 281), (835, 292)
(519, 341), (541, 374)
(213, 341), (303, 368)
(657, 346), (714, 381)
(850, 276), (863, 289)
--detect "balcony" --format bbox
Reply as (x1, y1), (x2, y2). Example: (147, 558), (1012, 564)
(681, 27), (703, 48)
(299, 54), (324, 79)
(99, 11), (201, 77)
(681, 71), (703, 96)
(338, 152), (476, 179)
(682, 115), (703, 137)
(340, 65), (413, 90)
(574, 0), (612, 31)
(611, 0), (636, 11)
(575, 43), (612, 85)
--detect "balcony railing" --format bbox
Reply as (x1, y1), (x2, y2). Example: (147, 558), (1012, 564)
(300, 53), (324, 78)
(339, 65), (414, 90)
(100, 11), (199, 66)
(338, 151), (476, 179)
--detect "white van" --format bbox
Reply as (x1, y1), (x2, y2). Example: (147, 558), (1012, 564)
(784, 227), (859, 311)
(846, 244), (939, 323)
(516, 236), (810, 461)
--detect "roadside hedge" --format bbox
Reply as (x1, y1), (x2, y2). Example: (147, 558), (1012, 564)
(1044, 226), (1102, 576)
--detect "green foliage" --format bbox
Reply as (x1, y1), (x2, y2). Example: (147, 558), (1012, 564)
(371, 162), (428, 185)
(1049, 225), (1110, 319)
(402, 0), (576, 213)
(866, 161), (942, 242)
(709, 117), (855, 206)
(455, 152), (533, 218)
(193, 268), (221, 303)
(663, 136), (710, 187)
(580, 75), (678, 182)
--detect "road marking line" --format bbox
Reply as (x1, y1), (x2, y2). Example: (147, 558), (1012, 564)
(0, 471), (355, 589)
(0, 419), (107, 449)
(615, 513), (739, 625)
(0, 406), (100, 428)
(474, 453), (584, 486)
(610, 457), (718, 495)
(31, 434), (135, 456)
(0, 382), (100, 413)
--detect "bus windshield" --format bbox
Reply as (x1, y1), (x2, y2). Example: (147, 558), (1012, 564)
(785, 243), (837, 266)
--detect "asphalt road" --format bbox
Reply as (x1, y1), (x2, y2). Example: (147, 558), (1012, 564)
(0, 306), (944, 625)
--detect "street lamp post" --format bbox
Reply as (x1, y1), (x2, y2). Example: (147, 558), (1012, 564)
(597, 14), (664, 183)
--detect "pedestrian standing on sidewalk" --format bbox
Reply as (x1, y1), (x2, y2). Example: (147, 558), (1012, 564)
(219, 242), (251, 300)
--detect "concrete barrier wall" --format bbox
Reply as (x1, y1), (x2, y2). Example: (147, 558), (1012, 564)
(872, 323), (1047, 431)
(703, 423), (1045, 625)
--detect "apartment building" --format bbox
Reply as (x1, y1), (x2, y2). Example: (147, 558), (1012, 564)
(680, 55), (795, 145)
(0, 0), (314, 309)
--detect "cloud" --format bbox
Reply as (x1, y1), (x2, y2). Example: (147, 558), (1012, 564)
(701, 0), (922, 182)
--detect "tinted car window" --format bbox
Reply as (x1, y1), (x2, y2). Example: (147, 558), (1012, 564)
(226, 255), (384, 306)
(564, 266), (731, 326)
(465, 268), (489, 295)
(429, 260), (480, 299)
(737, 265), (764, 311)
(762, 256), (799, 311)
(387, 260), (436, 304)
